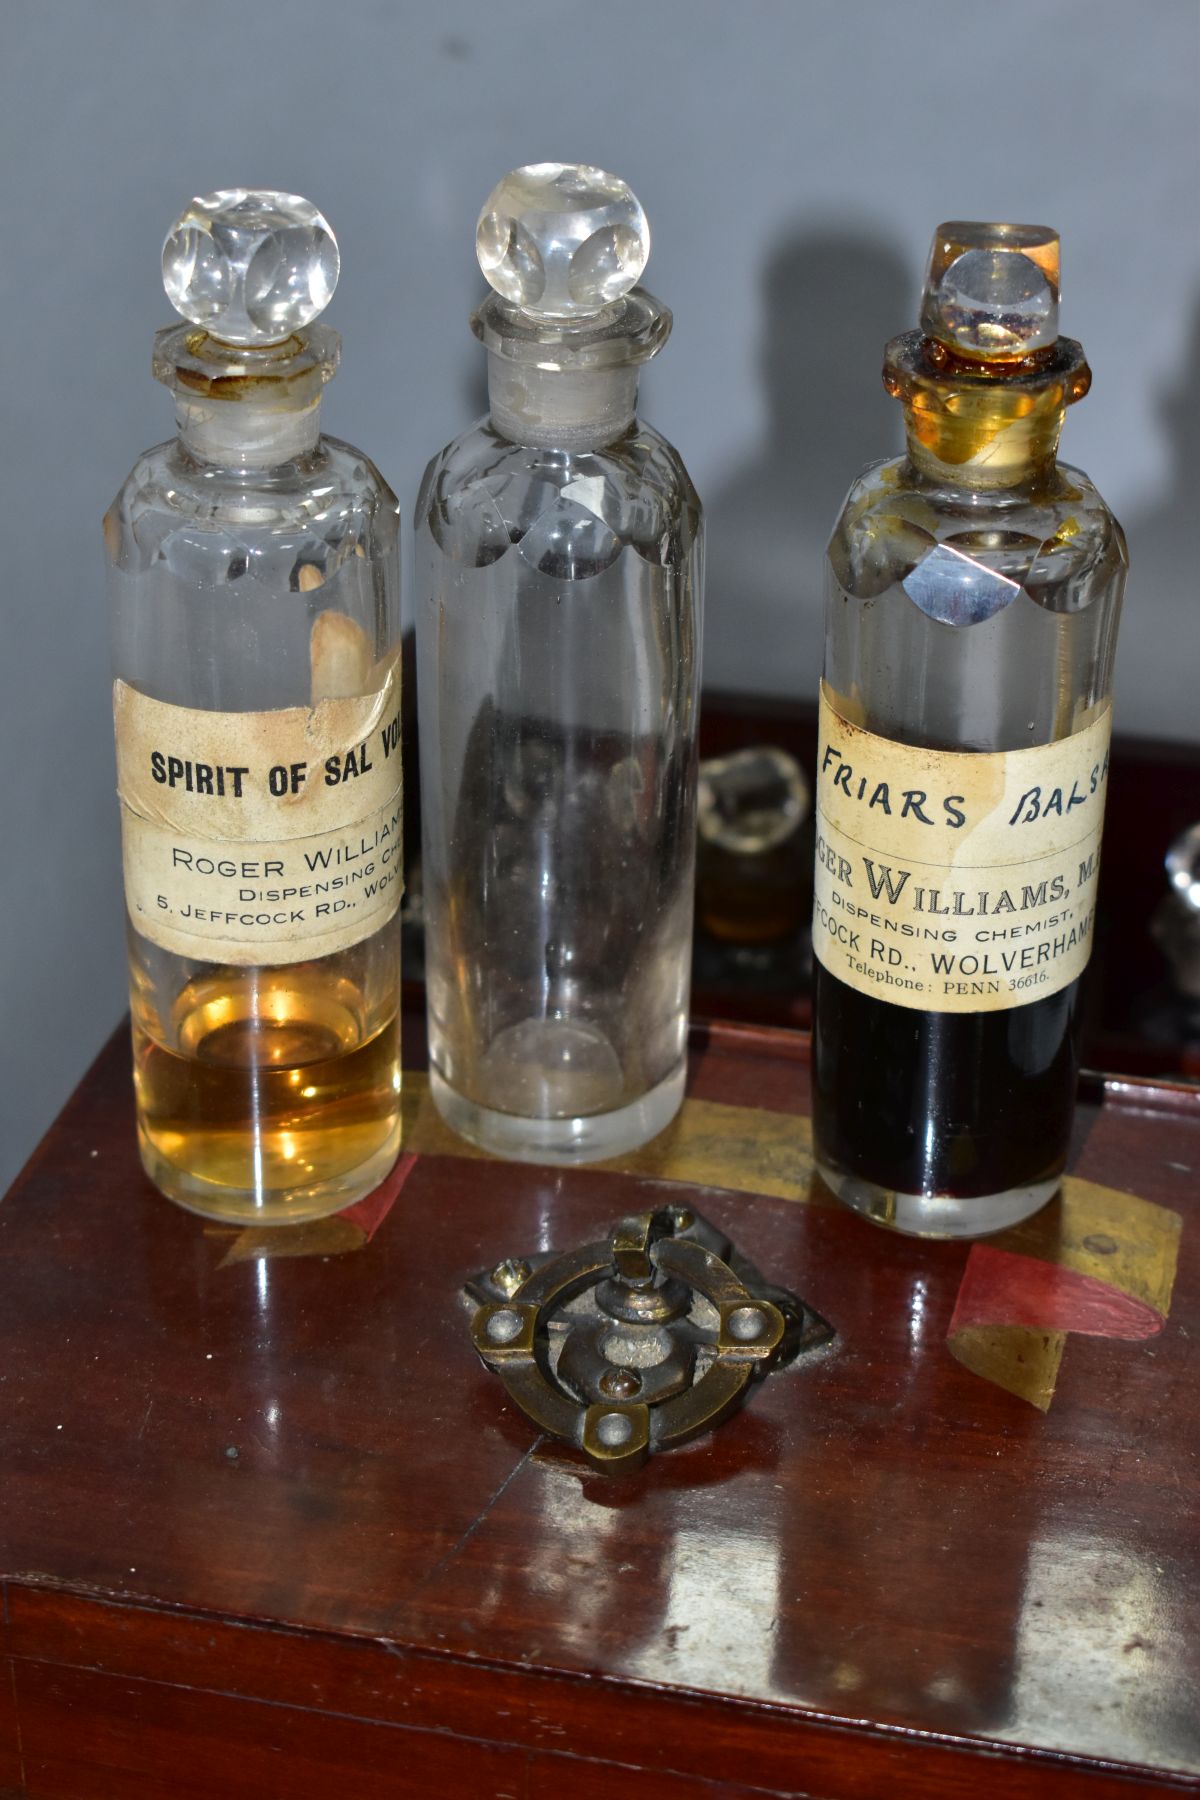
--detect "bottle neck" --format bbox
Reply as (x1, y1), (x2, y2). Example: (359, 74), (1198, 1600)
(175, 394), (322, 467)
(901, 395), (1065, 491)
(472, 290), (670, 453)
(154, 322), (339, 471)
(884, 330), (1089, 495)
(486, 353), (639, 450)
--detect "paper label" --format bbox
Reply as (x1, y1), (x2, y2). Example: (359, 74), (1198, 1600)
(813, 683), (1111, 1013)
(113, 656), (403, 965)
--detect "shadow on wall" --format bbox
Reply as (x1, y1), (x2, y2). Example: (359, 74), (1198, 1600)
(1118, 294), (1200, 744)
(704, 227), (913, 704)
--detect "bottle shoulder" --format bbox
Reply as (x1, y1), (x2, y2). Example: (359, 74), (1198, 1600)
(834, 453), (1123, 536)
(828, 454), (1127, 608)
(105, 433), (400, 573)
(417, 415), (701, 570)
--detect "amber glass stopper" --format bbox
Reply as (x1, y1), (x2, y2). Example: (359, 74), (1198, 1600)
(920, 221), (1060, 362)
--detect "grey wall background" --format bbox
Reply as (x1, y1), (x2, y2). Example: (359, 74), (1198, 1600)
(2, 0), (1197, 1189)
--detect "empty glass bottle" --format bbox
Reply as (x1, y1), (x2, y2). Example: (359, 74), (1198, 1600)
(416, 163), (703, 1162)
(105, 191), (403, 1224)
(813, 222), (1126, 1237)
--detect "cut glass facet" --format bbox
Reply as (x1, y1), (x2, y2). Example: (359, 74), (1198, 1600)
(163, 189), (339, 345)
(901, 539), (1022, 625)
(476, 163), (650, 319)
(517, 494), (622, 577)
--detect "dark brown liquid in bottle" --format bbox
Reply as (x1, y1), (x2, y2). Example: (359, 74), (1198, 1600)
(811, 962), (1081, 1198)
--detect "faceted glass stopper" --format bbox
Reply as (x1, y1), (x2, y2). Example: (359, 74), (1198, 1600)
(920, 221), (1060, 359)
(476, 162), (650, 320)
(162, 189), (339, 346)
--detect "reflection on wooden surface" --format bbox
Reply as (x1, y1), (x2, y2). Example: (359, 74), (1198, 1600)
(221, 1065), (1182, 1419)
(0, 1014), (1196, 1796)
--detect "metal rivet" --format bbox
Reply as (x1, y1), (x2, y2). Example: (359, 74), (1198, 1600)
(728, 1305), (765, 1341)
(595, 1412), (634, 1447)
(599, 1367), (642, 1399)
(486, 1309), (523, 1343)
(490, 1257), (532, 1296)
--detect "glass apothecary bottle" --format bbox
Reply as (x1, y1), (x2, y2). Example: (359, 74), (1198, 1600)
(105, 190), (403, 1224)
(416, 163), (703, 1162)
(812, 222), (1126, 1237)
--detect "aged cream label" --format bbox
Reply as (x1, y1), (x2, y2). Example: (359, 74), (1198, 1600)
(814, 683), (1111, 1014)
(113, 656), (403, 966)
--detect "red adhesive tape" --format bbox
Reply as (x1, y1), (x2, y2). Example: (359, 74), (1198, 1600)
(949, 1245), (1165, 1342)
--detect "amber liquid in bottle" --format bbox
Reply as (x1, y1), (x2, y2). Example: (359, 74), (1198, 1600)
(131, 948), (401, 1225)
(107, 190), (404, 1224)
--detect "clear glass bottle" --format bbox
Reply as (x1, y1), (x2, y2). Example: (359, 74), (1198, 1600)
(812, 222), (1127, 1237)
(416, 164), (703, 1162)
(105, 191), (403, 1224)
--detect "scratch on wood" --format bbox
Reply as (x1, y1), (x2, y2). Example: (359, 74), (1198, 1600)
(404, 1440), (545, 1605)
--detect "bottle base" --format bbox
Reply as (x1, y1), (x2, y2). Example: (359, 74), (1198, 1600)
(816, 1157), (1060, 1239)
(137, 1118), (404, 1227)
(429, 1058), (686, 1165)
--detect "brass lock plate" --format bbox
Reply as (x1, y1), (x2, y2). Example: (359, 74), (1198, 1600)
(465, 1204), (832, 1474)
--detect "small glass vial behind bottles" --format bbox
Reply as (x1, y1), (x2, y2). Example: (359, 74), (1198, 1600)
(416, 164), (703, 1163)
(697, 748), (811, 946)
(692, 748), (813, 1015)
(105, 191), (404, 1224)
(812, 222), (1127, 1237)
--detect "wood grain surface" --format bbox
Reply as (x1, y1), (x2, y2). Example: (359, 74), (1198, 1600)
(1, 1015), (1196, 1798)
